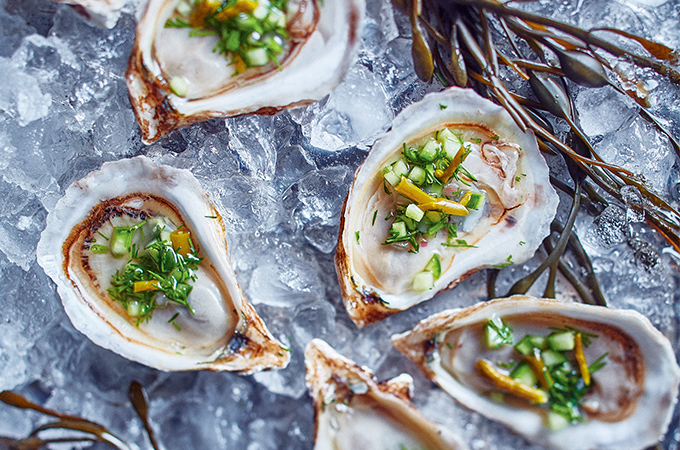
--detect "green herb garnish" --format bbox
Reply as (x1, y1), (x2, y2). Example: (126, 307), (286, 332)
(165, 0), (290, 77)
(107, 221), (202, 326)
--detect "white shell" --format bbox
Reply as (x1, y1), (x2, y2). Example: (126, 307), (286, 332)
(392, 296), (680, 450)
(52, 0), (127, 28)
(37, 156), (289, 373)
(336, 87), (559, 327)
(127, 0), (364, 143)
(304, 339), (466, 450)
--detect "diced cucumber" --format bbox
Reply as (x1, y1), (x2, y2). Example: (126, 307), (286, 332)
(515, 334), (549, 356)
(384, 170), (400, 186)
(424, 254), (441, 279)
(514, 335), (536, 356)
(169, 77), (189, 97)
(405, 204), (425, 222)
(541, 349), (567, 367)
(485, 325), (503, 349)
(127, 300), (141, 317)
(428, 183), (443, 197)
(412, 271), (434, 291)
(510, 362), (538, 387)
(176, 0), (192, 17)
(393, 159), (409, 177)
(253, 5), (268, 19)
(442, 139), (462, 160)
(423, 211), (442, 224)
(466, 192), (485, 210)
(420, 139), (439, 162)
(408, 166), (426, 185)
(110, 227), (131, 258)
(245, 48), (269, 67)
(548, 331), (575, 351)
(546, 410), (570, 431)
(390, 221), (407, 238)
(436, 127), (458, 144)
(529, 335), (548, 350)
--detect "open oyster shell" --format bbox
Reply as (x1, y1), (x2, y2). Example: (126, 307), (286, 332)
(127, 0), (364, 143)
(336, 87), (559, 327)
(305, 338), (466, 450)
(392, 296), (680, 449)
(37, 156), (289, 373)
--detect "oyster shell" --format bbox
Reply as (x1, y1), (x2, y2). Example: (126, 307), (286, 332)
(51, 0), (127, 28)
(392, 296), (680, 449)
(305, 338), (466, 450)
(336, 87), (559, 327)
(127, 0), (364, 143)
(37, 156), (289, 373)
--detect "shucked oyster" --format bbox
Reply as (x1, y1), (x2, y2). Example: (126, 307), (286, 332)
(336, 87), (559, 327)
(37, 156), (289, 372)
(305, 339), (466, 450)
(127, 0), (364, 143)
(392, 296), (680, 449)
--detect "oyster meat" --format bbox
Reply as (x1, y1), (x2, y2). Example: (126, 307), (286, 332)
(37, 156), (289, 373)
(392, 296), (680, 449)
(336, 87), (559, 327)
(127, 0), (364, 143)
(305, 338), (466, 450)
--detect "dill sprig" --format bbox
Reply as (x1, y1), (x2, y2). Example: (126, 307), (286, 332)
(107, 223), (202, 326)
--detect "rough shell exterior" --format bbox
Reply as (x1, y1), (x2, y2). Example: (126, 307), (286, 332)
(37, 156), (289, 373)
(126, 0), (365, 143)
(392, 296), (680, 449)
(305, 338), (466, 450)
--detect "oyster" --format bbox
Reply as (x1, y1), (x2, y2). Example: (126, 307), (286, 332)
(336, 87), (559, 327)
(305, 338), (466, 450)
(392, 296), (680, 449)
(37, 156), (289, 373)
(127, 0), (364, 143)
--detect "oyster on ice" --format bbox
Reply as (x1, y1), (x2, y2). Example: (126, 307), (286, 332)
(127, 0), (364, 143)
(336, 87), (559, 327)
(37, 156), (289, 373)
(392, 296), (680, 449)
(305, 339), (466, 450)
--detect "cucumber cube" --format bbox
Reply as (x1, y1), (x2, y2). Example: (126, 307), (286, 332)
(412, 271), (434, 291)
(405, 204), (425, 222)
(245, 48), (269, 67)
(393, 159), (409, 177)
(169, 77), (189, 97)
(424, 254), (441, 279)
(548, 331), (575, 352)
(541, 349), (567, 367)
(466, 192), (485, 210)
(408, 166), (426, 185)
(510, 361), (538, 387)
(529, 335), (548, 350)
(436, 127), (458, 144)
(514, 335), (536, 356)
(546, 410), (570, 431)
(442, 139), (462, 160)
(420, 139), (439, 162)
(384, 170), (401, 186)
(423, 211), (442, 224)
(390, 221), (407, 238)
